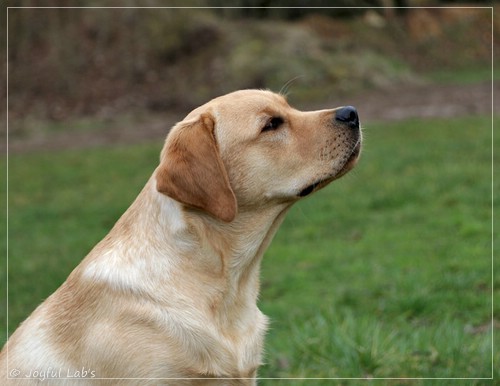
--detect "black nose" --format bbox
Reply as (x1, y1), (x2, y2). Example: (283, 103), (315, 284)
(335, 106), (359, 129)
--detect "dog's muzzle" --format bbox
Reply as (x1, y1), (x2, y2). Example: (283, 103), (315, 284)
(333, 105), (362, 176)
(298, 106), (362, 198)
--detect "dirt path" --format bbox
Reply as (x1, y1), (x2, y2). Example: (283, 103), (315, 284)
(345, 81), (497, 123)
(8, 81), (498, 154)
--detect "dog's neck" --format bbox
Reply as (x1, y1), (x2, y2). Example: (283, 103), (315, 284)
(182, 205), (291, 332)
(200, 205), (289, 286)
(90, 178), (291, 315)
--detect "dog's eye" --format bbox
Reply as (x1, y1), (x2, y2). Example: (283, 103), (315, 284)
(262, 117), (284, 133)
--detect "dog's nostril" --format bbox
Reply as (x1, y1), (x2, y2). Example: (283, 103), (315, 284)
(335, 106), (359, 129)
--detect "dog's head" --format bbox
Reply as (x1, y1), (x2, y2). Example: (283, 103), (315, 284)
(156, 90), (362, 222)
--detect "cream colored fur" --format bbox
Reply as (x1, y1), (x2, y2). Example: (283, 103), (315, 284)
(1, 90), (361, 385)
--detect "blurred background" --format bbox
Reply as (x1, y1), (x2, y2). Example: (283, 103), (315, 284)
(3, 1), (499, 382)
(3, 1), (497, 151)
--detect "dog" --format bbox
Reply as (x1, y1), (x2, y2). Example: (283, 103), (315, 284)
(1, 89), (362, 385)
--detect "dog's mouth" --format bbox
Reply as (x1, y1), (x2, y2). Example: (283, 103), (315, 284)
(298, 181), (322, 197)
(298, 140), (362, 198)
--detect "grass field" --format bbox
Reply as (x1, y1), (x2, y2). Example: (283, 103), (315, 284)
(2, 115), (498, 384)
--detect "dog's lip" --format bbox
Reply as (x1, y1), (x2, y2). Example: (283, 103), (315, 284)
(298, 178), (332, 197)
(297, 140), (361, 198)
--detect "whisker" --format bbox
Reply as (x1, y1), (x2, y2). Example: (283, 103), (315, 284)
(279, 75), (305, 97)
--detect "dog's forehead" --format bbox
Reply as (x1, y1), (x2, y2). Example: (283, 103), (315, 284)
(185, 90), (290, 121)
(217, 90), (289, 119)
(214, 89), (288, 108)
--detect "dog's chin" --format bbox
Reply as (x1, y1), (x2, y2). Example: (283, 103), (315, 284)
(297, 141), (362, 198)
(332, 140), (362, 180)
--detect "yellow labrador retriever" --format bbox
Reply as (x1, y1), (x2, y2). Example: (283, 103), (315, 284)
(1, 90), (362, 385)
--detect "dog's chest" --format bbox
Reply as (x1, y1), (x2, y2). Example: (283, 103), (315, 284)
(198, 308), (269, 378)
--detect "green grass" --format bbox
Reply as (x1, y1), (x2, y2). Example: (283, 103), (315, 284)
(1, 115), (497, 383)
(426, 66), (500, 85)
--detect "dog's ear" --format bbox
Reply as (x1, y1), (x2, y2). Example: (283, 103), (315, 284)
(156, 113), (237, 222)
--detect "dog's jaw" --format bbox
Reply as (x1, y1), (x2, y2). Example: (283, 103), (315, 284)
(298, 136), (362, 198)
